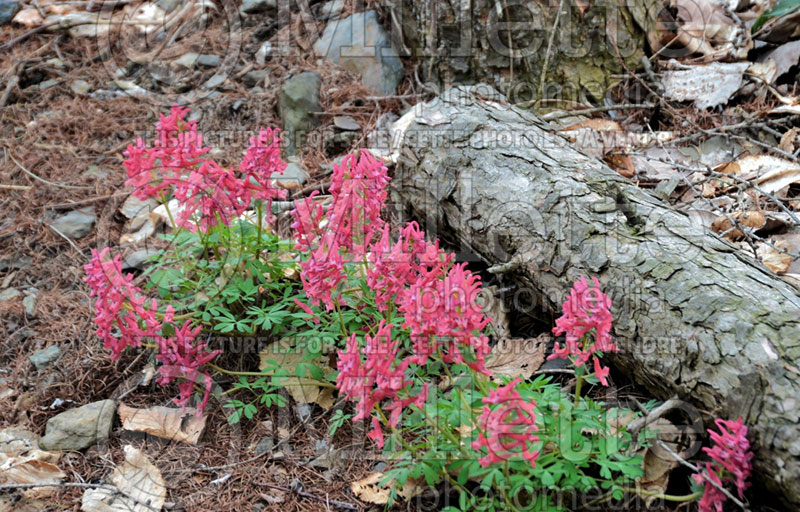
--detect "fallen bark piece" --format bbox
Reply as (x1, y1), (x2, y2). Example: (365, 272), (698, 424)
(393, 85), (800, 508)
(118, 403), (206, 444)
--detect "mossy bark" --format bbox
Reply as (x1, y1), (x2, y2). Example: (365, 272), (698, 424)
(387, 0), (646, 104)
(393, 85), (800, 509)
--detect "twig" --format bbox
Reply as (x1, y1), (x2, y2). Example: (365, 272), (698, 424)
(632, 400), (751, 512)
(363, 93), (427, 101)
(0, 482), (117, 492)
(256, 482), (359, 511)
(0, 74), (19, 108)
(536, 103), (656, 120)
(6, 150), (93, 190)
(45, 192), (129, 209)
(628, 397), (682, 435)
(0, 184), (32, 191)
(538, 0), (565, 101)
(47, 224), (88, 259)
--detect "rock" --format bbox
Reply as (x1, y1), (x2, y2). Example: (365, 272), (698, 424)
(50, 207), (95, 239)
(173, 52), (199, 69)
(82, 165), (111, 181)
(240, 0), (274, 14)
(22, 292), (36, 317)
(29, 345), (61, 371)
(0, 255), (31, 272)
(69, 79), (91, 95)
(278, 72), (322, 155)
(333, 115), (360, 131)
(120, 195), (156, 220)
(295, 403), (311, 423)
(156, 0), (180, 13)
(276, 162), (310, 190)
(242, 69), (268, 88)
(38, 79), (59, 91)
(122, 249), (160, 271)
(319, 0), (344, 20)
(38, 399), (115, 451)
(313, 11), (403, 95)
(197, 54), (221, 67)
(0, 0), (20, 25)
(0, 288), (20, 302)
(253, 436), (274, 454)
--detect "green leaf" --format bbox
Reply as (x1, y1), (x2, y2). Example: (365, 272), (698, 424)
(753, 0), (800, 32)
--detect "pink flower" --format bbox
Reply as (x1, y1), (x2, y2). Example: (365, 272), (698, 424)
(367, 222), (453, 312)
(471, 378), (540, 467)
(155, 320), (220, 415)
(549, 276), (616, 384)
(84, 248), (161, 359)
(399, 263), (491, 372)
(692, 417), (753, 512)
(335, 322), (425, 448)
(239, 127), (288, 223)
(593, 356), (610, 386)
(368, 416), (385, 449)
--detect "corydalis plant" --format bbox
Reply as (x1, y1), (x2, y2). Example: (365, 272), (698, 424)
(693, 418), (753, 512)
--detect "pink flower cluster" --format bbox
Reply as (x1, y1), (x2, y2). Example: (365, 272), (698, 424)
(399, 263), (491, 373)
(291, 151), (389, 310)
(84, 248), (219, 413)
(693, 418), (753, 512)
(472, 378), (540, 467)
(548, 276), (616, 385)
(124, 106), (286, 233)
(336, 321), (428, 448)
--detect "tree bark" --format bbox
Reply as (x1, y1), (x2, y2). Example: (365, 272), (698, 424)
(392, 85), (800, 509)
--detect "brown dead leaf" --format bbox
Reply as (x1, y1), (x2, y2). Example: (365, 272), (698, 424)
(711, 210), (766, 239)
(350, 472), (422, 504)
(761, 40), (800, 80)
(81, 446), (166, 512)
(0, 428), (64, 499)
(259, 339), (330, 405)
(118, 404), (206, 444)
(669, 0), (751, 60)
(560, 119), (621, 132)
(756, 241), (792, 274)
(486, 334), (548, 382)
(13, 8), (44, 27)
(604, 151), (635, 178)
(779, 127), (800, 153)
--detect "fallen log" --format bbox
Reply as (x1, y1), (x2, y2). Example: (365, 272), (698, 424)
(392, 85), (800, 508)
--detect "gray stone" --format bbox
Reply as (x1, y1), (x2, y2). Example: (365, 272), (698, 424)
(324, 131), (359, 156)
(319, 0), (344, 20)
(38, 79), (59, 91)
(313, 11), (403, 95)
(156, 0), (181, 13)
(242, 69), (268, 88)
(278, 72), (322, 155)
(69, 80), (91, 95)
(253, 436), (274, 454)
(197, 54), (221, 67)
(38, 400), (115, 451)
(50, 207), (95, 239)
(29, 345), (60, 371)
(22, 293), (36, 317)
(295, 403), (311, 423)
(240, 0), (274, 14)
(82, 165), (111, 181)
(276, 162), (310, 190)
(0, 0), (20, 25)
(122, 249), (160, 271)
(0, 288), (20, 302)
(333, 115), (360, 131)
(173, 52), (199, 69)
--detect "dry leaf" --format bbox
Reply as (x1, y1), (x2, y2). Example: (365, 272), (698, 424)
(259, 339), (327, 404)
(560, 119), (621, 132)
(486, 334), (548, 382)
(779, 127), (800, 153)
(668, 0), (751, 59)
(604, 151), (636, 178)
(761, 40), (800, 80)
(756, 241), (792, 274)
(0, 428), (65, 500)
(350, 472), (422, 504)
(118, 404), (206, 444)
(81, 446), (166, 512)
(662, 61), (750, 109)
(13, 9), (44, 27)
(711, 210), (766, 239)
